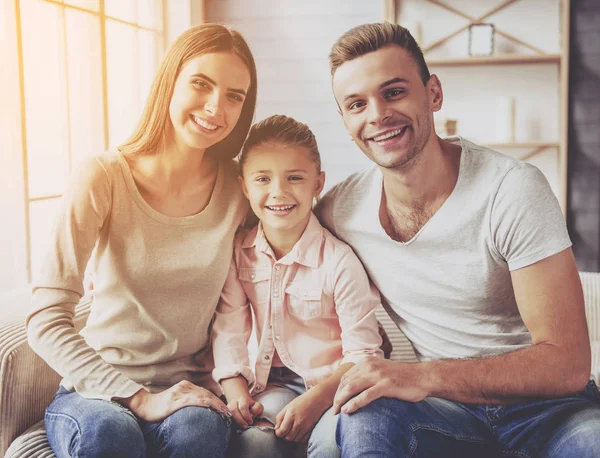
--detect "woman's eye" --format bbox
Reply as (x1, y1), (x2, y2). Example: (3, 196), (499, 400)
(192, 80), (210, 90)
(228, 93), (244, 103)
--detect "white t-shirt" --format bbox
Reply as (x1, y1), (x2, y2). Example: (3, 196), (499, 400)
(316, 137), (572, 362)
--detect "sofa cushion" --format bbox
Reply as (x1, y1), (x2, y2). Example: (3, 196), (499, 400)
(4, 420), (54, 458)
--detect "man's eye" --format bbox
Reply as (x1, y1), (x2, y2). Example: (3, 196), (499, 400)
(349, 101), (365, 110)
(386, 89), (405, 98)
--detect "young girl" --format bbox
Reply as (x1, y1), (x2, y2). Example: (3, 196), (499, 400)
(212, 115), (384, 457)
(27, 24), (257, 458)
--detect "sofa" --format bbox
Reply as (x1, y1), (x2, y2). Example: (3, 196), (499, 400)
(2, 272), (599, 457)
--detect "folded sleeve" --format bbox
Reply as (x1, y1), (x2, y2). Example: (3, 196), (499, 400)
(211, 255), (256, 390)
(333, 246), (384, 364)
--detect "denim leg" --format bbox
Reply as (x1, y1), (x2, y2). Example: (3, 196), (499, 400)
(227, 383), (301, 458)
(493, 380), (600, 458)
(45, 386), (145, 458)
(337, 397), (495, 458)
(141, 406), (231, 458)
(308, 406), (340, 458)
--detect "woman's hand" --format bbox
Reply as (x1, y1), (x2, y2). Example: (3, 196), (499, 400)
(118, 380), (231, 422)
(275, 391), (326, 443)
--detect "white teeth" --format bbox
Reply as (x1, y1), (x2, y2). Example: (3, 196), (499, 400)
(266, 205), (295, 212)
(372, 127), (406, 142)
(192, 115), (218, 131)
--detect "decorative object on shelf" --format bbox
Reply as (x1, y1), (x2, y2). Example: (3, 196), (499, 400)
(468, 23), (495, 56)
(435, 117), (458, 137)
(495, 96), (516, 143)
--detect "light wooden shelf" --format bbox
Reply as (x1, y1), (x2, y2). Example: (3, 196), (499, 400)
(484, 141), (560, 149)
(427, 54), (561, 67)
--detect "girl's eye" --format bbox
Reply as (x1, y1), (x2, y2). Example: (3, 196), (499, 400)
(289, 175), (304, 181)
(255, 176), (269, 183)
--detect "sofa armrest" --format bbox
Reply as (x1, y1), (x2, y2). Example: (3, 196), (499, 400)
(580, 272), (600, 382)
(0, 299), (91, 457)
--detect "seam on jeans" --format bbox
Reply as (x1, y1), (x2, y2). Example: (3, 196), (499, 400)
(408, 424), (488, 457)
(497, 448), (531, 458)
(45, 411), (82, 456)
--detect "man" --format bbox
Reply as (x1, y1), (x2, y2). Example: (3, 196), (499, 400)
(316, 22), (600, 457)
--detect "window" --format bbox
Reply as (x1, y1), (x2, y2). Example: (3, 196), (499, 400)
(0, 0), (165, 299)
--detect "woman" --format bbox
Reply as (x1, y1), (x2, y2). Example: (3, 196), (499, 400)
(27, 23), (257, 458)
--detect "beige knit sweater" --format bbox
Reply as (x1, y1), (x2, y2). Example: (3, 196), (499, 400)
(27, 152), (247, 401)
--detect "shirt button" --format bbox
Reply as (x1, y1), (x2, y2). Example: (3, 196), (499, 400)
(304, 291), (308, 296)
(264, 354), (270, 360)
(250, 273), (256, 279)
(275, 265), (281, 271)
(275, 335), (280, 340)
(256, 385), (262, 392)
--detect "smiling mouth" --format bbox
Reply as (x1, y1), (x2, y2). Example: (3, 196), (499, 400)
(191, 115), (220, 131)
(369, 126), (409, 143)
(265, 204), (296, 212)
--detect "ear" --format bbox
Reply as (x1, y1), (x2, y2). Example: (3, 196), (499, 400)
(315, 171), (326, 196)
(427, 74), (443, 113)
(238, 175), (250, 200)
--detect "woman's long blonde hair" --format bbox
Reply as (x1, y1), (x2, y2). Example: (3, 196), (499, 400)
(119, 23), (257, 160)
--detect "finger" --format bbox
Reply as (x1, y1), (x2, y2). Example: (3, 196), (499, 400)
(333, 372), (373, 414)
(284, 423), (301, 442)
(239, 398), (254, 424)
(341, 387), (381, 415)
(275, 413), (293, 438)
(229, 404), (248, 428)
(250, 401), (264, 418)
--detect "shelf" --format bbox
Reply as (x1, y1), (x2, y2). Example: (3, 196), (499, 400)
(427, 54), (561, 67)
(484, 141), (560, 149)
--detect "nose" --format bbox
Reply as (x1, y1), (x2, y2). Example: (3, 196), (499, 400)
(367, 98), (392, 124)
(204, 91), (222, 116)
(269, 178), (288, 197)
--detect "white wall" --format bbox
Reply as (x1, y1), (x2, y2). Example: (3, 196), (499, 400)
(207, 0), (564, 198)
(207, 0), (386, 191)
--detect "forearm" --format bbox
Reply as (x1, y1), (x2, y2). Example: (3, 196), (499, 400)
(423, 342), (591, 404)
(308, 363), (354, 410)
(221, 375), (252, 401)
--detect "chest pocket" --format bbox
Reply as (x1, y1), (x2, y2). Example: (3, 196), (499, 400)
(238, 267), (271, 304)
(285, 283), (322, 321)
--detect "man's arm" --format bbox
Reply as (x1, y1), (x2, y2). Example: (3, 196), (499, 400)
(334, 248), (591, 413)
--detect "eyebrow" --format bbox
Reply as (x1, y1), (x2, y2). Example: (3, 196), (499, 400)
(190, 72), (247, 96)
(250, 169), (309, 174)
(342, 77), (409, 103)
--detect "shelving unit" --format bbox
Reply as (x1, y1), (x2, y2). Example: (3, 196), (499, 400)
(385, 0), (570, 212)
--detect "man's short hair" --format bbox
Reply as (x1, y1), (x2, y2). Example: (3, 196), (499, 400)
(329, 22), (430, 85)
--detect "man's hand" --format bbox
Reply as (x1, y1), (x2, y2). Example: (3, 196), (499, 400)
(227, 395), (264, 429)
(275, 391), (327, 443)
(117, 380), (231, 422)
(333, 357), (431, 414)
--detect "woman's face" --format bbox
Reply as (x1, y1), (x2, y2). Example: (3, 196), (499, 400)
(168, 52), (251, 154)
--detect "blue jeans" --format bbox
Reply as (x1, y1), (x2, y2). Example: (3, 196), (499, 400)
(45, 386), (231, 458)
(337, 379), (600, 458)
(228, 367), (340, 458)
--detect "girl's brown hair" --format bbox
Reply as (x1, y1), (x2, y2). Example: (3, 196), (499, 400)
(119, 23), (257, 160)
(239, 114), (321, 173)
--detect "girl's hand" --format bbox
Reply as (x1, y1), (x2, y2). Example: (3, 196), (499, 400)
(274, 392), (326, 443)
(118, 380), (230, 422)
(227, 395), (264, 429)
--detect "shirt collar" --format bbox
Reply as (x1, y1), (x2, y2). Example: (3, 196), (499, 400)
(240, 213), (323, 268)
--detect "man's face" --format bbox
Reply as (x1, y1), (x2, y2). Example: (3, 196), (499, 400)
(332, 44), (441, 170)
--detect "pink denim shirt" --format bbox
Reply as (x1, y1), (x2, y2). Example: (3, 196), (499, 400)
(212, 213), (383, 395)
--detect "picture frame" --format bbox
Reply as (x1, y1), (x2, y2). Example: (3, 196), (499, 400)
(468, 23), (495, 56)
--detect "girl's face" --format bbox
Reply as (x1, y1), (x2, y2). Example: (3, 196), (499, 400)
(240, 142), (325, 237)
(168, 52), (251, 154)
